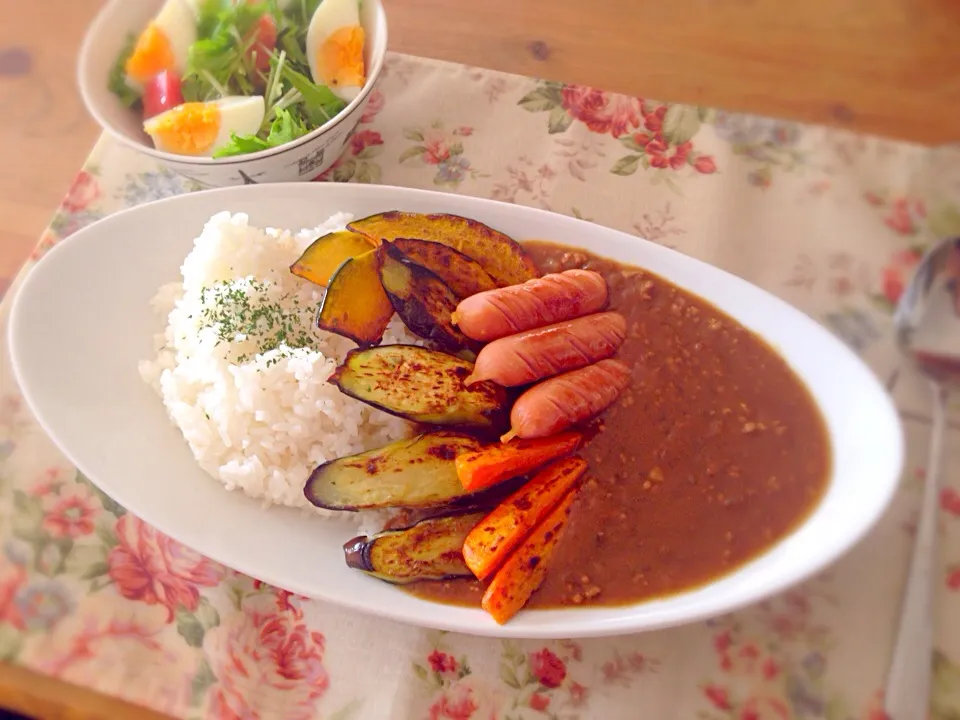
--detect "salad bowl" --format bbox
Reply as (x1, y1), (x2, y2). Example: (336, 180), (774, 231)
(78, 0), (388, 187)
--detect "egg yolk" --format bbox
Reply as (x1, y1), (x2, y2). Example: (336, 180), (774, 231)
(146, 103), (222, 155)
(318, 26), (366, 89)
(125, 24), (177, 84)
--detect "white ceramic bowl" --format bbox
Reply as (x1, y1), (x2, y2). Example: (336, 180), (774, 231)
(78, 0), (387, 187)
(7, 183), (905, 638)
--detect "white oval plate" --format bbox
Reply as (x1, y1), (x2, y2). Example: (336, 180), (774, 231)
(8, 184), (903, 638)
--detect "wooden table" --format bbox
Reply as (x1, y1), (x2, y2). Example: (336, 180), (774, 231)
(385, 0), (960, 146)
(0, 0), (957, 717)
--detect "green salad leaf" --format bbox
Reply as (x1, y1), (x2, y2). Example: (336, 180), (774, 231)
(108, 33), (141, 108)
(284, 0), (324, 33)
(267, 106), (311, 144)
(277, 27), (309, 67)
(213, 107), (310, 158)
(211, 134), (270, 158)
(183, 0), (276, 100)
(196, 0), (226, 38)
(281, 64), (347, 125)
(277, 0), (321, 66)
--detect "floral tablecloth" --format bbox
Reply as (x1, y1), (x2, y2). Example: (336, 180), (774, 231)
(2, 52), (960, 720)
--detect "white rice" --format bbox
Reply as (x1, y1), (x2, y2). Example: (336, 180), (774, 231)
(138, 211), (419, 521)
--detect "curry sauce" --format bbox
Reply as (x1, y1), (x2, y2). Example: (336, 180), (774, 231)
(405, 241), (831, 609)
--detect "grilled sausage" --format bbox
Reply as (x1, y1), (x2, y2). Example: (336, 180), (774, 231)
(452, 269), (608, 342)
(467, 312), (627, 387)
(507, 359), (631, 439)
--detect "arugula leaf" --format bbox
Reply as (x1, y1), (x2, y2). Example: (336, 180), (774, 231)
(107, 33), (141, 108)
(277, 27), (308, 67)
(278, 0), (322, 63)
(212, 108), (309, 158)
(284, 0), (324, 28)
(281, 65), (347, 125)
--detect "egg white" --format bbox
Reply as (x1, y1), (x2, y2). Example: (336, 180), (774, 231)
(305, 0), (364, 102)
(124, 0), (198, 91)
(144, 96), (266, 156)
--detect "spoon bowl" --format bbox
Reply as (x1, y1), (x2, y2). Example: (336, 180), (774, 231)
(885, 236), (960, 719)
(894, 238), (960, 387)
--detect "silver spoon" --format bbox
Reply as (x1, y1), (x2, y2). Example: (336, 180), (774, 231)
(886, 236), (960, 720)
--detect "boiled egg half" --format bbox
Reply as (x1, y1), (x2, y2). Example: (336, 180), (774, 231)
(143, 96), (265, 156)
(125, 0), (198, 89)
(306, 0), (366, 102)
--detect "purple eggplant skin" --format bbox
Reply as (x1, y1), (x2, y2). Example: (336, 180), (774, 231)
(343, 512), (486, 584)
(343, 536), (376, 571)
(305, 429), (527, 514)
(377, 242), (480, 354)
(304, 431), (484, 512)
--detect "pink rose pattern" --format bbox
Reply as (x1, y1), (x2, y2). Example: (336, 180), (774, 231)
(517, 81), (718, 181)
(203, 594), (329, 720)
(413, 636), (657, 718)
(558, 85), (643, 137)
(40, 483), (98, 539)
(107, 513), (224, 621)
(60, 170), (101, 213)
(0, 55), (958, 719)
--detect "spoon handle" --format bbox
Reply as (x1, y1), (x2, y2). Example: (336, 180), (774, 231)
(884, 382), (947, 720)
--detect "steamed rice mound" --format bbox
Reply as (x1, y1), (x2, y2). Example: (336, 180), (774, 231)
(138, 211), (417, 514)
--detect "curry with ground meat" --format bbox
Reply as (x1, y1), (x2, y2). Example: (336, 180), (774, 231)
(404, 241), (831, 608)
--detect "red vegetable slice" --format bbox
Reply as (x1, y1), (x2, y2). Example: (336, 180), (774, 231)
(142, 70), (183, 120)
(246, 13), (278, 74)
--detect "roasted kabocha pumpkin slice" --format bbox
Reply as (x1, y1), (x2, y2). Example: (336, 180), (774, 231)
(290, 229), (375, 286)
(348, 211), (539, 286)
(391, 238), (497, 298)
(316, 249), (394, 346)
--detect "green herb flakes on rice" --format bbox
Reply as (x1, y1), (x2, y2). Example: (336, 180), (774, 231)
(138, 211), (418, 517)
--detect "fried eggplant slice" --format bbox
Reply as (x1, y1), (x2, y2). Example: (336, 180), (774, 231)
(348, 211), (539, 286)
(331, 345), (508, 429)
(378, 243), (474, 353)
(317, 249), (394, 346)
(290, 230), (375, 286)
(304, 431), (482, 511)
(391, 238), (498, 298)
(343, 512), (486, 584)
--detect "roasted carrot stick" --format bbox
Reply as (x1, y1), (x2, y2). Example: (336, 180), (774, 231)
(481, 487), (577, 624)
(455, 431), (582, 492)
(463, 456), (587, 580)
